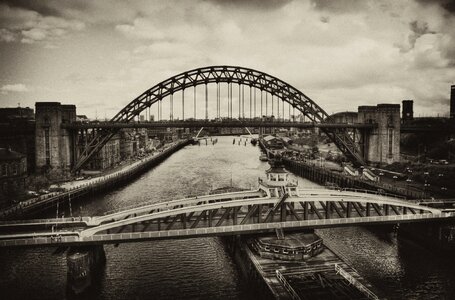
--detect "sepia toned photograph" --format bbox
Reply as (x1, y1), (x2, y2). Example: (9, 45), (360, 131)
(0, 0), (454, 299)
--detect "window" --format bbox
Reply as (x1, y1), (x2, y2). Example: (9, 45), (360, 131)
(1, 164), (7, 176)
(45, 128), (50, 165)
(12, 164), (17, 175)
(388, 128), (393, 158)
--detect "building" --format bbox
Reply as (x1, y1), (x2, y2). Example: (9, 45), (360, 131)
(0, 107), (34, 121)
(451, 85), (455, 119)
(35, 102), (76, 179)
(262, 135), (284, 149)
(329, 111), (358, 124)
(402, 100), (414, 122)
(89, 136), (121, 170)
(0, 148), (27, 205)
(358, 104), (401, 165)
(0, 110), (35, 173)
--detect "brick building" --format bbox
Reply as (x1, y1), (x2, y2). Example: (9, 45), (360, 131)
(0, 148), (27, 205)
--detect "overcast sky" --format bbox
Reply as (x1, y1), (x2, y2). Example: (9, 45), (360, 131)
(0, 0), (454, 119)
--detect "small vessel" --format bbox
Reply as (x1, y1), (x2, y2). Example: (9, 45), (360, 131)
(259, 153), (268, 161)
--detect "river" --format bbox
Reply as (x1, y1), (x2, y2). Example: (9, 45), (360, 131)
(0, 136), (454, 299)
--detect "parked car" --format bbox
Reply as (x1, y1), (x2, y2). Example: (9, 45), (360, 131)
(26, 190), (39, 197)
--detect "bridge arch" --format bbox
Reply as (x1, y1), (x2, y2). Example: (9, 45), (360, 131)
(74, 66), (364, 171)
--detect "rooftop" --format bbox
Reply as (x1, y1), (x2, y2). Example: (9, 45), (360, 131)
(257, 233), (321, 249)
(0, 148), (25, 161)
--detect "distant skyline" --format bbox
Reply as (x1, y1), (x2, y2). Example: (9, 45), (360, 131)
(0, 0), (454, 119)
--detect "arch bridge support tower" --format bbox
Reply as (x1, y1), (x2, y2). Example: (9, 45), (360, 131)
(358, 104), (400, 166)
(35, 102), (76, 179)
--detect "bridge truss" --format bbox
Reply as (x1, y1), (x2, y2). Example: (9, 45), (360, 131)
(73, 66), (365, 172)
(0, 189), (452, 247)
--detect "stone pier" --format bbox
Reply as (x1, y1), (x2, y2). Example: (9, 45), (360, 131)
(67, 245), (105, 295)
(358, 104), (401, 166)
(35, 102), (76, 179)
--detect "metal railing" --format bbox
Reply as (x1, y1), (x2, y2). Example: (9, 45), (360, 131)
(275, 270), (301, 300)
(334, 263), (379, 300)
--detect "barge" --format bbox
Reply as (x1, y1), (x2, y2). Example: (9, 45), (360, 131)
(231, 157), (380, 299)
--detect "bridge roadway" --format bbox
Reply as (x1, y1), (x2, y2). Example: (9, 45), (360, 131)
(62, 120), (375, 130)
(0, 188), (454, 247)
(62, 120), (455, 133)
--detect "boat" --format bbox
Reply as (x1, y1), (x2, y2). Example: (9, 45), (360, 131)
(259, 153), (268, 161)
(250, 232), (324, 261)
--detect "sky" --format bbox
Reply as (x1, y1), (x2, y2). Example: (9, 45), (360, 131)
(0, 0), (454, 119)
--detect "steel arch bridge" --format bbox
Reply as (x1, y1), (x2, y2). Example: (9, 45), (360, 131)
(0, 189), (453, 247)
(73, 66), (365, 172)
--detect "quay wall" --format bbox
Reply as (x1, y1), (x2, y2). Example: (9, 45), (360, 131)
(282, 158), (455, 250)
(282, 158), (425, 199)
(225, 236), (276, 300)
(0, 139), (191, 220)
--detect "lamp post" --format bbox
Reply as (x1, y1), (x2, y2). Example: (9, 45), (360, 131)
(406, 177), (412, 196)
(422, 171), (430, 198)
(438, 173), (447, 193)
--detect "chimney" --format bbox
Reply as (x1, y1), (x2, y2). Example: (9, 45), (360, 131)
(402, 100), (413, 122)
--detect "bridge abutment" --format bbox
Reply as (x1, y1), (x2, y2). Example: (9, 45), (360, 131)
(358, 104), (400, 166)
(67, 245), (105, 295)
(398, 222), (455, 251)
(35, 102), (76, 179)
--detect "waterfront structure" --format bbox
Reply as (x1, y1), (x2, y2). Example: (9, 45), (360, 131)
(402, 100), (414, 122)
(0, 107), (35, 172)
(451, 85), (455, 118)
(7, 67), (453, 179)
(72, 66), (366, 171)
(0, 164), (451, 247)
(262, 135), (285, 150)
(358, 104), (401, 165)
(330, 111), (358, 124)
(35, 102), (76, 179)
(0, 148), (27, 205)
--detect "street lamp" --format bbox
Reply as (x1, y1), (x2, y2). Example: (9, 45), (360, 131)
(424, 181), (430, 198)
(438, 173), (447, 193)
(406, 177), (412, 194)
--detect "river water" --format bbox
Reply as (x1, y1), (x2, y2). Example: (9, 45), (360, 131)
(1, 136), (454, 299)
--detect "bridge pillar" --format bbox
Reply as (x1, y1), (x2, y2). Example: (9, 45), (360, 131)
(67, 245), (105, 295)
(358, 104), (400, 166)
(35, 102), (76, 179)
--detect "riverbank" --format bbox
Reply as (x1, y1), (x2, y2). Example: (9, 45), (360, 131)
(0, 139), (190, 220)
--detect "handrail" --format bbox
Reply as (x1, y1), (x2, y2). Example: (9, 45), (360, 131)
(334, 264), (379, 300)
(275, 270), (301, 300)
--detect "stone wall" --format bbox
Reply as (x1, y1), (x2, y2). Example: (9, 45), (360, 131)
(35, 102), (76, 179)
(358, 104), (400, 165)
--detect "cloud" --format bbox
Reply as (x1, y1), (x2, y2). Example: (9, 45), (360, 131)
(0, 3), (85, 45)
(414, 0), (455, 13)
(204, 0), (292, 10)
(0, 28), (17, 42)
(310, 0), (369, 13)
(115, 18), (166, 41)
(0, 0), (454, 118)
(0, 84), (28, 94)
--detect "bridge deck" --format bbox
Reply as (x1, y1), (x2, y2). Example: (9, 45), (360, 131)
(0, 189), (453, 247)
